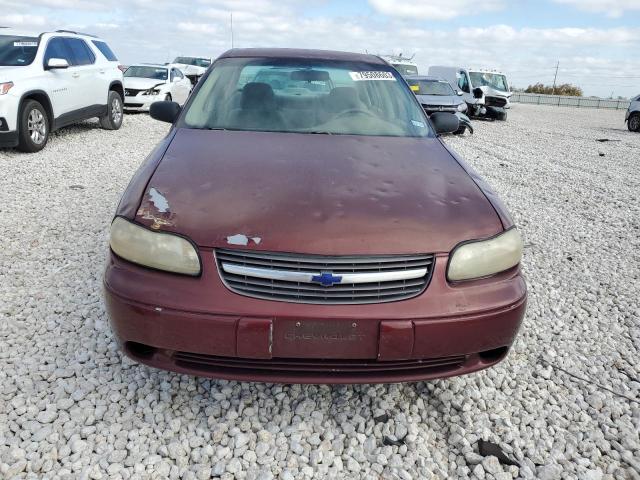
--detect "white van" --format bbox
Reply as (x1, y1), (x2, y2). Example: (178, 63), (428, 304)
(428, 66), (511, 121)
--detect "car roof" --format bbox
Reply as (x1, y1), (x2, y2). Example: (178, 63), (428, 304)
(405, 75), (447, 82)
(132, 63), (169, 68)
(0, 27), (104, 41)
(219, 48), (387, 65)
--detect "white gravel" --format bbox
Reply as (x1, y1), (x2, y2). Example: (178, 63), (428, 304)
(1, 105), (639, 479)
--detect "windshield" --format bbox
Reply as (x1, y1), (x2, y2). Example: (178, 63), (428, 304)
(182, 57), (431, 137)
(407, 79), (454, 96)
(174, 57), (211, 68)
(392, 63), (418, 77)
(469, 72), (509, 92)
(124, 66), (168, 80)
(0, 35), (39, 66)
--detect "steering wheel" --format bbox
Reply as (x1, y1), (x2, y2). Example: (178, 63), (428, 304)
(334, 108), (377, 120)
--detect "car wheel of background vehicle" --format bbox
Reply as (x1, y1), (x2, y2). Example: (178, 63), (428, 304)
(495, 110), (508, 121)
(628, 113), (640, 132)
(17, 100), (49, 153)
(454, 127), (466, 135)
(164, 94), (172, 102)
(100, 91), (123, 130)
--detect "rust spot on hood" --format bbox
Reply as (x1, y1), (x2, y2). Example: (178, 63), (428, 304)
(137, 187), (176, 230)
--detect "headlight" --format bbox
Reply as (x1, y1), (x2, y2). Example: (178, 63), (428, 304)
(109, 217), (201, 276)
(143, 89), (160, 96)
(457, 103), (467, 112)
(448, 228), (523, 281)
(0, 81), (14, 95)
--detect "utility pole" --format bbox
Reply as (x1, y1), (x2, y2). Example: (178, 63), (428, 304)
(230, 12), (234, 48)
(552, 60), (559, 95)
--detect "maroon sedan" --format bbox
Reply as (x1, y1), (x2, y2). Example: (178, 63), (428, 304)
(104, 48), (526, 384)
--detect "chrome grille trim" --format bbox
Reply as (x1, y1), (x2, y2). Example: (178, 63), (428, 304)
(215, 249), (435, 304)
(222, 263), (428, 284)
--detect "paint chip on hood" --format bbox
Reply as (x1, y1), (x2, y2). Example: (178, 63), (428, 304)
(227, 234), (249, 246)
(149, 188), (170, 213)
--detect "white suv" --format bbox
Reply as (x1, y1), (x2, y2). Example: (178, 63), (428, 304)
(0, 29), (124, 152)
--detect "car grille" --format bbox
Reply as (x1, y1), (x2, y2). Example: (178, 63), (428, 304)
(124, 103), (144, 107)
(125, 88), (143, 97)
(422, 104), (457, 113)
(215, 249), (435, 304)
(174, 351), (467, 376)
(485, 96), (508, 108)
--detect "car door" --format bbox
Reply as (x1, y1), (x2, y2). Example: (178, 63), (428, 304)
(64, 38), (103, 109)
(457, 70), (474, 105)
(170, 68), (189, 104)
(43, 37), (77, 117)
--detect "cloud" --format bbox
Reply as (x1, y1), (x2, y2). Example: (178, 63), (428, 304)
(2, 14), (47, 26)
(553, 0), (640, 18)
(368, 0), (504, 20)
(1, 0), (638, 97)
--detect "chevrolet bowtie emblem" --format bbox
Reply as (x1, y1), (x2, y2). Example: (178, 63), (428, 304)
(311, 272), (343, 287)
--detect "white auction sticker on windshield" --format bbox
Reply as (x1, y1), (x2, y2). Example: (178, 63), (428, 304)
(349, 71), (395, 81)
(14, 41), (38, 47)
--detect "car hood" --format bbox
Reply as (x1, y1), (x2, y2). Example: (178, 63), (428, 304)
(124, 77), (167, 90)
(174, 64), (206, 75)
(479, 86), (512, 99)
(136, 129), (503, 254)
(415, 95), (461, 106)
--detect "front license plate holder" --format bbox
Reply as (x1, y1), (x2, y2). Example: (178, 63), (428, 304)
(272, 318), (379, 359)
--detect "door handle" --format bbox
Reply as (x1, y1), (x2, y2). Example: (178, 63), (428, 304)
(72, 73), (80, 78)
(99, 70), (105, 74)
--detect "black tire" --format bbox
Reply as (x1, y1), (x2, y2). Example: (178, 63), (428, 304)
(628, 113), (640, 132)
(495, 110), (508, 121)
(454, 127), (466, 135)
(164, 93), (172, 102)
(17, 99), (49, 153)
(100, 90), (123, 130)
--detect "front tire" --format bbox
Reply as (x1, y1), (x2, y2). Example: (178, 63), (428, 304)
(495, 110), (508, 121)
(628, 113), (640, 132)
(100, 90), (123, 130)
(164, 93), (172, 102)
(17, 100), (49, 153)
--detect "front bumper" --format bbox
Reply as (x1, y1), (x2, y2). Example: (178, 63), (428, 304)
(123, 95), (158, 111)
(104, 251), (527, 383)
(0, 129), (18, 148)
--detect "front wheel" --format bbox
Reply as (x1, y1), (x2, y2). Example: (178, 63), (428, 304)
(100, 90), (123, 130)
(17, 99), (49, 153)
(495, 110), (508, 121)
(628, 113), (640, 132)
(164, 93), (172, 102)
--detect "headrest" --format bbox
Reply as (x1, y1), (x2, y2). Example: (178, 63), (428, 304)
(241, 82), (276, 110)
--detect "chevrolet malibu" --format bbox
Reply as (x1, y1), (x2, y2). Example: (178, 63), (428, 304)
(104, 48), (526, 384)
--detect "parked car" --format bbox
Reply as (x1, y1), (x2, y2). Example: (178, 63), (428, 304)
(105, 48), (526, 384)
(379, 54), (419, 77)
(429, 66), (511, 121)
(172, 56), (211, 85)
(406, 75), (473, 134)
(123, 64), (192, 111)
(625, 94), (640, 132)
(0, 28), (123, 152)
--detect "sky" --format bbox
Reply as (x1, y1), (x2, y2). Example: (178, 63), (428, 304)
(2, 0), (639, 98)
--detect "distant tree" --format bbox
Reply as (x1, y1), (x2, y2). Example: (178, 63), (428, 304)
(525, 83), (583, 96)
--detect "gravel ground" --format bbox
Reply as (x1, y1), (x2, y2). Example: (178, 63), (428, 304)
(1, 104), (639, 480)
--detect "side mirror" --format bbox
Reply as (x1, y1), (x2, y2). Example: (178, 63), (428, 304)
(46, 58), (69, 69)
(473, 87), (484, 99)
(150, 101), (181, 124)
(430, 112), (460, 135)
